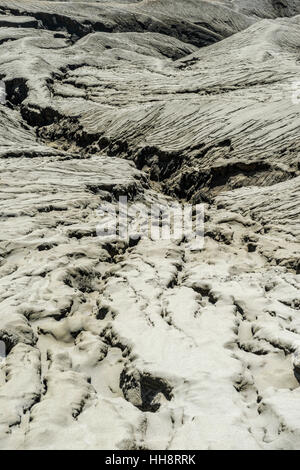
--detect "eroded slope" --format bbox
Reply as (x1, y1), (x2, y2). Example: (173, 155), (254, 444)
(0, 0), (299, 450)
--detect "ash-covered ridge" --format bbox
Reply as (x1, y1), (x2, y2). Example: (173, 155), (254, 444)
(0, 0), (299, 450)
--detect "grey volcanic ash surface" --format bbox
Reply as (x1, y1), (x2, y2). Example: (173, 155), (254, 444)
(0, 0), (299, 450)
